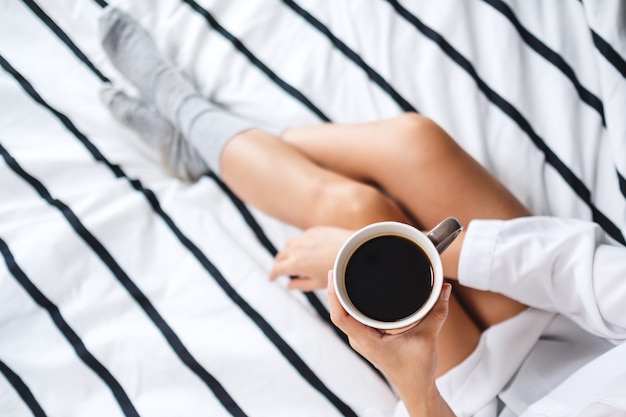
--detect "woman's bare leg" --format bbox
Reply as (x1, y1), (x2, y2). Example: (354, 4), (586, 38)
(283, 114), (528, 228)
(283, 113), (529, 329)
(220, 128), (409, 230)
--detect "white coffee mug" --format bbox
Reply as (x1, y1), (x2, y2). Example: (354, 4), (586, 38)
(333, 217), (462, 333)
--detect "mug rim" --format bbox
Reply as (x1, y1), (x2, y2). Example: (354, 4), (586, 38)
(333, 221), (444, 331)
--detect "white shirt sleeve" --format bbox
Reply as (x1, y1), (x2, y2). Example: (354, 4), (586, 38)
(458, 217), (626, 341)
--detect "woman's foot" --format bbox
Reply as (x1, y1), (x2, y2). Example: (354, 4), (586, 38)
(100, 86), (210, 181)
(99, 7), (254, 174)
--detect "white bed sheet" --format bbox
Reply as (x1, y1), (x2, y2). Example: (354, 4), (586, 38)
(1, 0), (624, 416)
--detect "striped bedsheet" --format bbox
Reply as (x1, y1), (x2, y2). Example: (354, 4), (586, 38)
(0, 0), (624, 416)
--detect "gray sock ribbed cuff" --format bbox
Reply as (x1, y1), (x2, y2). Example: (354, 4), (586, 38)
(99, 6), (254, 174)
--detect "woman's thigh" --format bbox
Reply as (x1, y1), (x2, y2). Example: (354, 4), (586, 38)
(220, 128), (408, 230)
(283, 113), (529, 228)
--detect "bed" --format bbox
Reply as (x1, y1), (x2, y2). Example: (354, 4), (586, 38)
(1, 0), (624, 416)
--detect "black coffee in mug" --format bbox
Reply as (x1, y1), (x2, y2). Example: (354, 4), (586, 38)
(345, 235), (433, 322)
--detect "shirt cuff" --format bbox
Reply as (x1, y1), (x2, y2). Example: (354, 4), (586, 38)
(457, 219), (504, 291)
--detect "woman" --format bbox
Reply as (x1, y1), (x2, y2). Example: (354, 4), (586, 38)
(99, 8), (626, 416)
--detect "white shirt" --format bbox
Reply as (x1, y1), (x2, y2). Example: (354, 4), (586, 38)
(459, 217), (626, 342)
(396, 217), (626, 417)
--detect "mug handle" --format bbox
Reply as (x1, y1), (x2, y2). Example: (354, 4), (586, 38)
(426, 217), (463, 254)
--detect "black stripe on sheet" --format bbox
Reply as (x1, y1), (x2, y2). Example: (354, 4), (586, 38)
(481, 0), (605, 126)
(282, 0), (417, 113)
(0, 53), (358, 417)
(180, 0), (331, 122)
(618, 172), (626, 201)
(385, 0), (626, 245)
(581, 9), (626, 200)
(488, 0), (626, 202)
(20, 0), (110, 84)
(0, 56), (248, 417)
(590, 29), (626, 79)
(0, 236), (138, 417)
(207, 172), (278, 257)
(578, 0), (626, 89)
(0, 358), (47, 417)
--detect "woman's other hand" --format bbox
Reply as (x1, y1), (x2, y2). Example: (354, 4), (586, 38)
(269, 226), (354, 291)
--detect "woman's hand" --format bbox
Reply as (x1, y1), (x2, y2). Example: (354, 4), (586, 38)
(269, 226), (354, 291)
(328, 272), (456, 417)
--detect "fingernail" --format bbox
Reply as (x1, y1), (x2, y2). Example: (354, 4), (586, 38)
(442, 283), (452, 301)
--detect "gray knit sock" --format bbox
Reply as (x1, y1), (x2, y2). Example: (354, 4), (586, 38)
(100, 86), (211, 182)
(99, 7), (253, 174)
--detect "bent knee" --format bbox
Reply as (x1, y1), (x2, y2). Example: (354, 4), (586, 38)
(393, 112), (435, 132)
(389, 113), (444, 146)
(308, 179), (400, 228)
(384, 112), (459, 166)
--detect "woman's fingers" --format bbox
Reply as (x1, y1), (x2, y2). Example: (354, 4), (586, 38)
(411, 283), (452, 337)
(286, 276), (319, 292)
(327, 271), (383, 351)
(269, 226), (354, 289)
